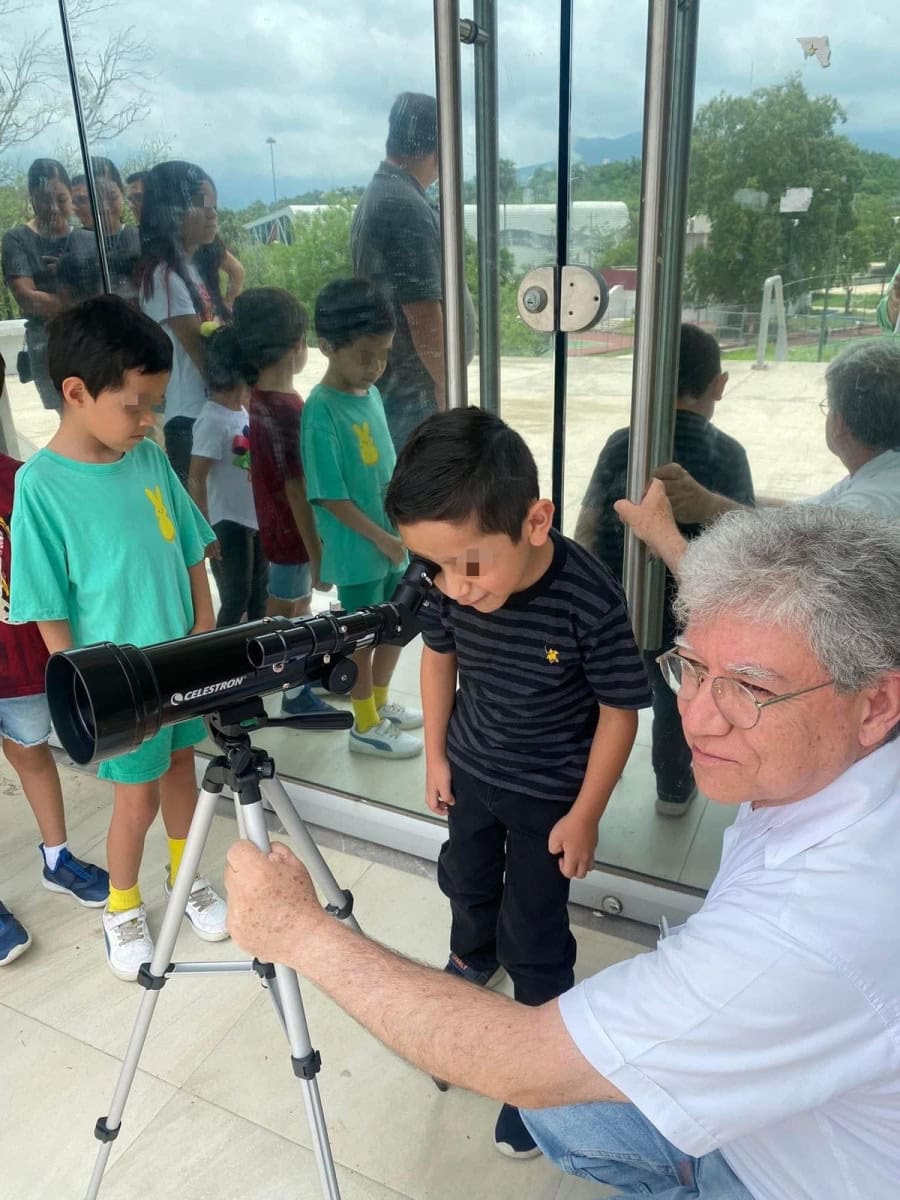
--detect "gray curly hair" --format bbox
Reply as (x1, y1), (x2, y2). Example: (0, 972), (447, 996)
(674, 505), (900, 699)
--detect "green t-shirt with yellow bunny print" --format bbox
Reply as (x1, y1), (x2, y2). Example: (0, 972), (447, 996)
(301, 383), (401, 586)
(9, 437), (213, 649)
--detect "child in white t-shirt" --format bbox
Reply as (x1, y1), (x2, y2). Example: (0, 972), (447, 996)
(137, 160), (224, 484)
(188, 327), (266, 627)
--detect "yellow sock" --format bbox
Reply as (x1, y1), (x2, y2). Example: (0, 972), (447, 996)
(108, 883), (142, 914)
(167, 837), (187, 885)
(352, 695), (380, 733)
(373, 685), (389, 710)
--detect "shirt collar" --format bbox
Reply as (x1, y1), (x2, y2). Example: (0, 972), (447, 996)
(851, 448), (900, 482)
(748, 740), (900, 868)
(376, 160), (427, 198)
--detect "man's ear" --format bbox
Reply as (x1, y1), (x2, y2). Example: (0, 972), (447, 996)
(858, 673), (900, 749)
(525, 498), (555, 545)
(710, 372), (728, 403)
(60, 376), (91, 408)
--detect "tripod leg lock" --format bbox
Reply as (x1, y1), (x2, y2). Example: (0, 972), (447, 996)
(94, 1116), (121, 1144)
(325, 889), (354, 922)
(252, 957), (276, 981)
(292, 1049), (322, 1080)
(137, 962), (174, 990)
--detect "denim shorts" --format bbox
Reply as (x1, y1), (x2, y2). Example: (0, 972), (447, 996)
(268, 561), (311, 602)
(97, 717), (206, 786)
(0, 693), (52, 748)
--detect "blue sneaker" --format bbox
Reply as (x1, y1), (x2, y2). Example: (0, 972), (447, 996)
(0, 901), (31, 965)
(281, 686), (340, 717)
(444, 953), (505, 987)
(41, 847), (109, 908)
(494, 1103), (541, 1159)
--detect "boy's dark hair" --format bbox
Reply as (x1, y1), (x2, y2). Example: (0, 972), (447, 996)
(315, 278), (395, 350)
(47, 294), (173, 395)
(204, 326), (250, 394)
(386, 93), (438, 160)
(231, 287), (308, 383)
(385, 408), (539, 540)
(126, 170), (147, 186)
(677, 323), (722, 402)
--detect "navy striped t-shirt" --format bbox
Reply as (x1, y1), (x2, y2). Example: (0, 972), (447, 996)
(417, 530), (652, 802)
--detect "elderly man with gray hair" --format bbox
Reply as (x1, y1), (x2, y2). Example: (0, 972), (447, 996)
(223, 503), (900, 1200)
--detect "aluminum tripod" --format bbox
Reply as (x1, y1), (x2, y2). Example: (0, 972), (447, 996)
(84, 701), (358, 1200)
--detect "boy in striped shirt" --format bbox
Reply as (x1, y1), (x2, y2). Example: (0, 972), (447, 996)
(385, 407), (651, 1158)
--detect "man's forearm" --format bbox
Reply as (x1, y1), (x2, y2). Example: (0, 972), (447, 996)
(291, 915), (623, 1110)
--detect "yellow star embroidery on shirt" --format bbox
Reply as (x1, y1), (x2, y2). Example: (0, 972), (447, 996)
(545, 647), (560, 664)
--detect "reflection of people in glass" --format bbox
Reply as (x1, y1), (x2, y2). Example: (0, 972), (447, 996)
(188, 328), (267, 629)
(627, 338), (900, 579)
(1, 159), (74, 411)
(575, 325), (754, 817)
(137, 161), (220, 483)
(229, 287), (336, 719)
(194, 235), (245, 313)
(59, 158), (141, 304)
(352, 92), (475, 450)
(302, 279), (424, 755)
(125, 171), (146, 224)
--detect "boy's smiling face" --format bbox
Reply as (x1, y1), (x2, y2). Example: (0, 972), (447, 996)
(398, 501), (555, 613)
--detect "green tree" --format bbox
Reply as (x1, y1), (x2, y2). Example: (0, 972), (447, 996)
(686, 75), (864, 307)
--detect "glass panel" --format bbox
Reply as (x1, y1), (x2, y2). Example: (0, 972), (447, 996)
(0, 0), (105, 456)
(570, 0), (899, 890)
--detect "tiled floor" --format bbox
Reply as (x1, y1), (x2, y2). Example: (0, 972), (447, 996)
(0, 755), (646, 1199)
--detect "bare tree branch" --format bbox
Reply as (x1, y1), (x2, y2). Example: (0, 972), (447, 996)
(73, 25), (155, 142)
(0, 30), (65, 154)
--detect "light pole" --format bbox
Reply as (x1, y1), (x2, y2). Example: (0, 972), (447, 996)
(266, 137), (278, 206)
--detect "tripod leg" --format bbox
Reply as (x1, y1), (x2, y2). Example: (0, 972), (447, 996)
(84, 784), (222, 1200)
(240, 795), (342, 1200)
(259, 776), (362, 934)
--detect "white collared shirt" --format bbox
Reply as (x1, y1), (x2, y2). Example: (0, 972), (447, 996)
(559, 740), (900, 1200)
(806, 449), (900, 518)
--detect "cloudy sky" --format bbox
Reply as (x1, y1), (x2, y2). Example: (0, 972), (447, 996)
(2, 0), (896, 208)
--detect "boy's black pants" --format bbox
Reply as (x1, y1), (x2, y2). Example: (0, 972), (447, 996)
(438, 762), (576, 1007)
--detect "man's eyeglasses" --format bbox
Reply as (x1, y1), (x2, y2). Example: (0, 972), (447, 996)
(818, 397), (830, 415)
(656, 650), (833, 730)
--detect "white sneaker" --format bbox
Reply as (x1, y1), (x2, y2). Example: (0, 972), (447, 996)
(165, 873), (229, 942)
(349, 719), (423, 759)
(378, 700), (424, 730)
(102, 905), (154, 981)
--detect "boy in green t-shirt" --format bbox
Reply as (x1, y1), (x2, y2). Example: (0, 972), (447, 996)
(9, 295), (229, 981)
(302, 279), (422, 759)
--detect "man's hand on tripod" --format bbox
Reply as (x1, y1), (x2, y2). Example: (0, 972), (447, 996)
(226, 841), (324, 966)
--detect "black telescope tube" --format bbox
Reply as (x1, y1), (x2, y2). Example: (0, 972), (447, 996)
(45, 557), (438, 765)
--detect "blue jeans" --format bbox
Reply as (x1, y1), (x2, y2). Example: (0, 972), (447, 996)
(521, 1102), (755, 1198)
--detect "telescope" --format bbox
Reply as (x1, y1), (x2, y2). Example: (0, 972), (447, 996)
(46, 557), (436, 765)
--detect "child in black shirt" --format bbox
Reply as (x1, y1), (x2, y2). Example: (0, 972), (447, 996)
(385, 407), (651, 1157)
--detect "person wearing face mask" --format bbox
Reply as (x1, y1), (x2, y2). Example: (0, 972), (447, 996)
(1, 159), (76, 410)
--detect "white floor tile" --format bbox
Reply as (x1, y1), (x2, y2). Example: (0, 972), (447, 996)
(0, 1006), (175, 1197)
